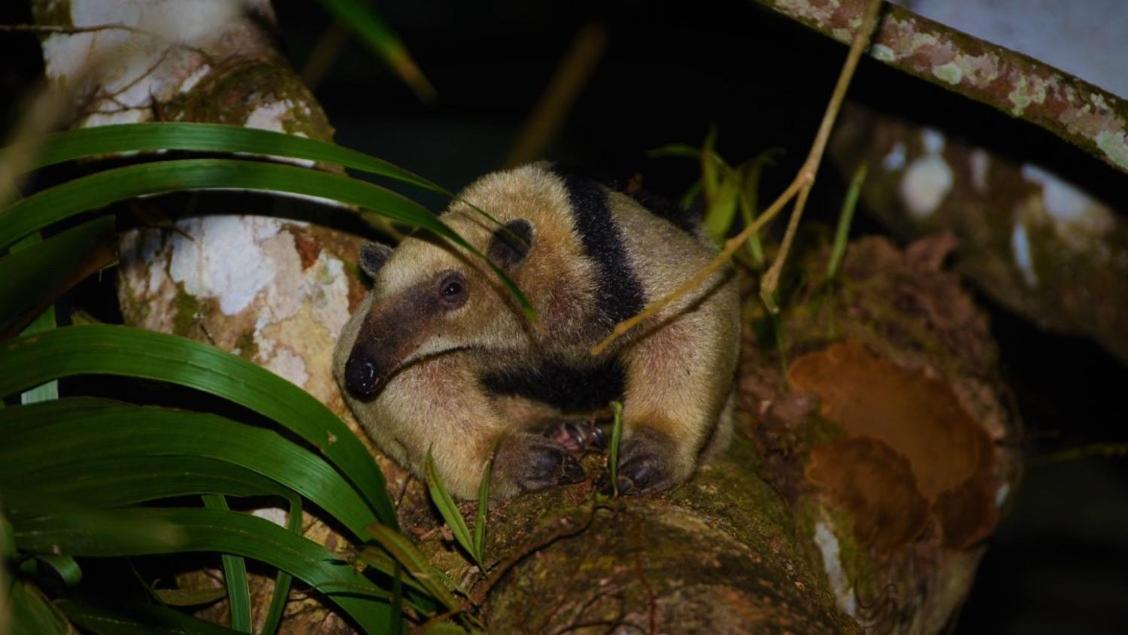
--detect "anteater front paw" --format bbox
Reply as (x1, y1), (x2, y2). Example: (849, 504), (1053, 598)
(494, 433), (586, 494)
(599, 428), (677, 495)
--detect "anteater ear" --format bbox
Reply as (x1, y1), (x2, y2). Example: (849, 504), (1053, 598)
(487, 219), (533, 270)
(359, 242), (393, 279)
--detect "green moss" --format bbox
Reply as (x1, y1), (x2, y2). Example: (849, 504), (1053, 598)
(162, 60), (334, 141)
(234, 329), (258, 360)
(173, 285), (201, 336)
(31, 0), (71, 27)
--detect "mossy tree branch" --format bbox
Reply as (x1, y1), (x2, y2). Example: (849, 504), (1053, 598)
(749, 0), (1128, 175)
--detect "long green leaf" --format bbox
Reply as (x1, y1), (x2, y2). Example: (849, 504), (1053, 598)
(0, 216), (115, 338)
(260, 494), (302, 635)
(12, 506), (393, 631)
(424, 449), (478, 569)
(203, 496), (251, 633)
(0, 158), (437, 253)
(827, 162), (867, 282)
(8, 580), (70, 635)
(57, 598), (242, 634)
(314, 0), (435, 101)
(26, 455), (293, 506)
(3, 492), (187, 553)
(0, 398), (378, 539)
(0, 326), (397, 527)
(364, 526), (458, 611)
(0, 158), (533, 317)
(30, 123), (448, 194)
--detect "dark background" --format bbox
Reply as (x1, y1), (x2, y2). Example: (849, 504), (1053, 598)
(3, 1), (1126, 632)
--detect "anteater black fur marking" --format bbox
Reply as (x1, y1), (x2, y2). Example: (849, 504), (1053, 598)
(553, 169), (646, 328)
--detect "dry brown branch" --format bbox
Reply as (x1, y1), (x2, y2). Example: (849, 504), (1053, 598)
(0, 23), (151, 36)
(505, 23), (608, 167)
(591, 0), (883, 354)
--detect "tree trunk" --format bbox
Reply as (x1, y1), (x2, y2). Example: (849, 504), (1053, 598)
(35, 2), (1020, 632)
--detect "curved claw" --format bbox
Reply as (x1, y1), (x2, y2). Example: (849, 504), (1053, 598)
(544, 419), (606, 456)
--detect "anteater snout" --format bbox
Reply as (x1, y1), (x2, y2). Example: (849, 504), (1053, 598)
(344, 355), (380, 398)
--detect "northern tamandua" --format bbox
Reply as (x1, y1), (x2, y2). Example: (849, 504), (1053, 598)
(334, 163), (740, 499)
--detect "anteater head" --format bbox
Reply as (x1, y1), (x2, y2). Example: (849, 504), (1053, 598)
(339, 217), (532, 398)
(336, 164), (601, 400)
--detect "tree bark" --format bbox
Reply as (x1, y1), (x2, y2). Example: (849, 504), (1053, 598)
(35, 2), (1020, 633)
(748, 0), (1128, 177)
(33, 1), (375, 632)
(830, 103), (1128, 364)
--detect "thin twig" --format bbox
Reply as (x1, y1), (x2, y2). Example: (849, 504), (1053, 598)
(590, 0), (885, 354)
(760, 0), (884, 311)
(591, 176), (804, 355)
(505, 23), (608, 167)
(0, 23), (152, 36)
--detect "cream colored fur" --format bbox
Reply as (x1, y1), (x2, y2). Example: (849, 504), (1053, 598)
(334, 163), (740, 499)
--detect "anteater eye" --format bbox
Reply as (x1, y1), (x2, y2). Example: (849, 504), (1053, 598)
(437, 271), (468, 308)
(442, 279), (463, 297)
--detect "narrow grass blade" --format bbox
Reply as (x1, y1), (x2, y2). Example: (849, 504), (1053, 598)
(609, 401), (624, 497)
(30, 123), (448, 194)
(0, 397), (378, 539)
(8, 580), (70, 634)
(0, 216), (115, 339)
(473, 456), (493, 567)
(365, 525), (459, 611)
(203, 496), (252, 633)
(826, 162), (867, 281)
(388, 564), (406, 635)
(703, 171), (740, 241)
(260, 495), (302, 635)
(424, 449), (478, 568)
(314, 0), (435, 102)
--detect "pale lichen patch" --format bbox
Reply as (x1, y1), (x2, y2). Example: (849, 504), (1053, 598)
(168, 216), (281, 315)
(1095, 130), (1128, 172)
(871, 43), (896, 62)
(777, 0), (838, 24)
(882, 141), (906, 171)
(1008, 74), (1048, 116)
(969, 149), (990, 193)
(1021, 163), (1114, 244)
(920, 128), (945, 154)
(994, 483), (1010, 508)
(180, 64), (211, 93)
(899, 155), (953, 218)
(265, 346), (310, 388)
(245, 100), (293, 133)
(813, 522), (857, 617)
(931, 61), (961, 85)
(252, 507), (289, 528)
(1010, 221), (1038, 288)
